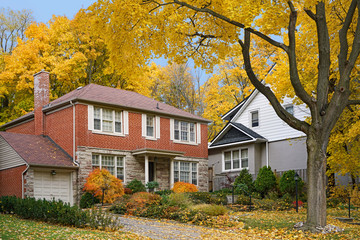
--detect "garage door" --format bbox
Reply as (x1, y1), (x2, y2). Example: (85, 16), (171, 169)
(34, 171), (72, 205)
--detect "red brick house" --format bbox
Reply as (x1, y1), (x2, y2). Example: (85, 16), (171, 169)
(0, 71), (210, 205)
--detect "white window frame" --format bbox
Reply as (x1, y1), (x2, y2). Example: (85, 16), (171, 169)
(146, 115), (155, 137)
(92, 154), (125, 182)
(222, 148), (249, 172)
(142, 114), (160, 140)
(91, 106), (125, 136)
(173, 161), (198, 185)
(173, 120), (197, 144)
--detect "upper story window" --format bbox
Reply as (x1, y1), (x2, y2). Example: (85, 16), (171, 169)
(285, 105), (294, 115)
(174, 120), (196, 143)
(92, 154), (125, 181)
(142, 114), (160, 139)
(146, 115), (155, 137)
(251, 111), (259, 127)
(94, 107), (122, 133)
(223, 148), (248, 171)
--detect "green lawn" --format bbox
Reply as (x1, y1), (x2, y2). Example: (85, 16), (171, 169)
(0, 214), (144, 240)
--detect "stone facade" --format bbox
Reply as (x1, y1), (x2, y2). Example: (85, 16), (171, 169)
(76, 146), (208, 200)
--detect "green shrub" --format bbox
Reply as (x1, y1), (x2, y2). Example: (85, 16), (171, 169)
(266, 190), (280, 200)
(281, 193), (293, 203)
(191, 204), (228, 216)
(236, 194), (251, 205)
(234, 169), (254, 195)
(0, 196), (17, 213)
(126, 179), (146, 193)
(188, 192), (227, 205)
(279, 170), (305, 196)
(80, 192), (100, 209)
(146, 181), (159, 192)
(155, 189), (173, 196)
(167, 193), (192, 208)
(110, 202), (128, 214)
(254, 166), (277, 198)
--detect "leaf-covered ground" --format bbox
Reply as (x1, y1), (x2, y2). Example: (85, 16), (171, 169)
(1, 208), (360, 239)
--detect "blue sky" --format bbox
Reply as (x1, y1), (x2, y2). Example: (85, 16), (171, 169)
(1, 0), (211, 83)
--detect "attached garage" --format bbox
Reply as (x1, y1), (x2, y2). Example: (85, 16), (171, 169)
(33, 171), (73, 205)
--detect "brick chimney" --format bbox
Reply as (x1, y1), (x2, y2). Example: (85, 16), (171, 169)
(34, 70), (49, 135)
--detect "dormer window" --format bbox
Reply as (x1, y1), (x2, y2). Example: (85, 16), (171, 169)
(251, 111), (259, 127)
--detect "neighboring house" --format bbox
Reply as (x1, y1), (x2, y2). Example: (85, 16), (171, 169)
(208, 89), (310, 191)
(0, 71), (210, 204)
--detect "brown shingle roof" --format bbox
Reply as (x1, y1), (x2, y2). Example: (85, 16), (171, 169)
(47, 84), (210, 122)
(0, 132), (76, 168)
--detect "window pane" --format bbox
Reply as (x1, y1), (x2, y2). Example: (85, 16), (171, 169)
(251, 111), (259, 127)
(225, 161), (231, 170)
(174, 130), (179, 140)
(102, 109), (113, 121)
(117, 157), (124, 167)
(115, 111), (122, 121)
(103, 120), (113, 132)
(102, 156), (114, 166)
(92, 155), (99, 166)
(174, 171), (179, 182)
(192, 163), (197, 172)
(94, 108), (101, 130)
(115, 122), (121, 133)
(224, 151), (231, 161)
(241, 149), (248, 168)
(285, 105), (294, 115)
(174, 161), (178, 171)
(190, 123), (195, 142)
(181, 122), (188, 141)
(192, 172), (197, 185)
(180, 171), (189, 182)
(180, 162), (190, 171)
(115, 111), (122, 133)
(117, 167), (124, 180)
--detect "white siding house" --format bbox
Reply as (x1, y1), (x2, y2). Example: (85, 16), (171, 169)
(208, 89), (310, 191)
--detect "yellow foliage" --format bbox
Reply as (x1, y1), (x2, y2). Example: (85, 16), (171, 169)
(172, 182), (198, 193)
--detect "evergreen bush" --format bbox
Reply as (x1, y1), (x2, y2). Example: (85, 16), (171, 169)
(126, 179), (146, 193)
(279, 170), (304, 197)
(234, 169), (254, 195)
(80, 192), (100, 209)
(254, 166), (277, 198)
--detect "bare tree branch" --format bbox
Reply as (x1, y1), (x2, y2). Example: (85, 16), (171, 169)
(315, 2), (331, 117)
(172, 0), (289, 52)
(240, 29), (310, 134)
(304, 8), (316, 20)
(287, 1), (314, 108)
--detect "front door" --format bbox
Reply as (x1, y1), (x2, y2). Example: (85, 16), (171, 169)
(149, 162), (155, 182)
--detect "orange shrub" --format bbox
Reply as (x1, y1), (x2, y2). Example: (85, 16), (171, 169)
(126, 192), (161, 215)
(83, 168), (124, 203)
(172, 182), (198, 193)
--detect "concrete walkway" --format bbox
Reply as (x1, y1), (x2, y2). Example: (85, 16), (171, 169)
(117, 215), (243, 240)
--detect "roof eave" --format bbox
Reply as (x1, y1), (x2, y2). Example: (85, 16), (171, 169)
(1, 112), (35, 129)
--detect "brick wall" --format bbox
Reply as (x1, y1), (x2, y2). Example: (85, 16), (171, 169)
(6, 120), (35, 135)
(45, 106), (74, 157)
(0, 165), (27, 198)
(76, 104), (208, 158)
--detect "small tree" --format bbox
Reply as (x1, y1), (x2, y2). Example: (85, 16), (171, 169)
(172, 182), (198, 193)
(234, 169), (254, 195)
(279, 170), (305, 197)
(254, 166), (277, 198)
(83, 168), (124, 204)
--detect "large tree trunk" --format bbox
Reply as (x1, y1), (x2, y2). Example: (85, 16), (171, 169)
(305, 128), (328, 230)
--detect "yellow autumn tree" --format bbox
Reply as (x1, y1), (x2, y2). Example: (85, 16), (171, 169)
(83, 168), (124, 204)
(88, 0), (360, 231)
(0, 11), (153, 125)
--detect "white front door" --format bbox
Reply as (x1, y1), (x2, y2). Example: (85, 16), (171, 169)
(33, 171), (72, 205)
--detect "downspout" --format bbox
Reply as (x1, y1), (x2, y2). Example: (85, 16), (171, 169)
(21, 163), (29, 199)
(70, 100), (78, 166)
(266, 141), (269, 167)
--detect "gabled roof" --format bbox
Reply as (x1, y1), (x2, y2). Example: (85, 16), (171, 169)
(46, 84), (210, 123)
(209, 122), (266, 148)
(0, 132), (76, 168)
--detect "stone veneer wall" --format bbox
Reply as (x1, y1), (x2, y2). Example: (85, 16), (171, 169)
(24, 168), (34, 198)
(76, 146), (209, 200)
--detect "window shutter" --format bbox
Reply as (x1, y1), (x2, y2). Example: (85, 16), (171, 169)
(124, 111), (129, 135)
(142, 114), (146, 137)
(88, 105), (94, 130)
(170, 118), (174, 140)
(196, 123), (201, 144)
(156, 116), (160, 139)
